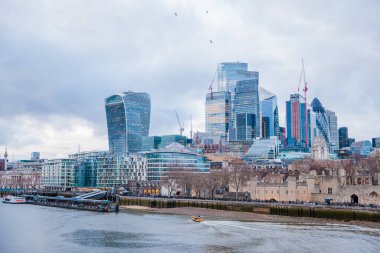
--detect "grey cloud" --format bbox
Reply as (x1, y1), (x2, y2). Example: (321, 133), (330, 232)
(0, 0), (379, 158)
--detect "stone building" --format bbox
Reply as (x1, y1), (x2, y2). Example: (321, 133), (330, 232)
(239, 168), (380, 205)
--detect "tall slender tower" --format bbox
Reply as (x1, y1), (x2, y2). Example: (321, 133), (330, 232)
(4, 147), (8, 171)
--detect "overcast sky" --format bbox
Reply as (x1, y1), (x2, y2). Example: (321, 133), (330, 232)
(0, 0), (379, 160)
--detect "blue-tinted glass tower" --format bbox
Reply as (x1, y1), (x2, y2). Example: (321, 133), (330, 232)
(311, 98), (330, 148)
(233, 79), (260, 140)
(105, 92), (151, 154)
(217, 62), (257, 92)
(260, 87), (279, 138)
(205, 91), (231, 139)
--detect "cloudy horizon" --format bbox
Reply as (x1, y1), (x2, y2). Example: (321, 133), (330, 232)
(0, 0), (379, 160)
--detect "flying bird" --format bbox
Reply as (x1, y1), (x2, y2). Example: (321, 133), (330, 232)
(206, 10), (209, 14)
(174, 12), (177, 16)
(209, 40), (213, 44)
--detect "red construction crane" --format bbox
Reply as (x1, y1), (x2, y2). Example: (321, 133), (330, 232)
(302, 59), (309, 147)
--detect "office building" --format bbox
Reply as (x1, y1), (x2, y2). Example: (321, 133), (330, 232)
(338, 127), (349, 149)
(233, 79), (260, 140)
(145, 143), (210, 182)
(31, 152), (40, 160)
(286, 94), (311, 148)
(372, 137), (380, 148)
(348, 138), (356, 147)
(351, 141), (372, 157)
(160, 135), (187, 148)
(142, 136), (162, 151)
(105, 92), (151, 153)
(260, 87), (279, 138)
(217, 62), (258, 92)
(311, 98), (330, 148)
(326, 110), (338, 152)
(205, 91), (231, 139)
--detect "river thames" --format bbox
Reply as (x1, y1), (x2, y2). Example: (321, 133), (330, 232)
(1, 202), (379, 253)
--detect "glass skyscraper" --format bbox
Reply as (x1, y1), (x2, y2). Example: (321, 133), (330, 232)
(326, 109), (338, 152)
(233, 79), (260, 140)
(260, 87), (279, 138)
(105, 92), (151, 153)
(338, 127), (348, 149)
(205, 91), (231, 139)
(311, 98), (330, 149)
(217, 62), (258, 92)
(286, 94), (312, 148)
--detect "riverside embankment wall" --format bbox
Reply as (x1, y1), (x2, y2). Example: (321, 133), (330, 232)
(120, 197), (380, 222)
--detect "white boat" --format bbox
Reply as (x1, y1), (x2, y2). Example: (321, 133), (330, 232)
(2, 196), (26, 204)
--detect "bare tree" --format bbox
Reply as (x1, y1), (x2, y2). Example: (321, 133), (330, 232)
(161, 170), (180, 197)
(204, 172), (220, 199)
(341, 159), (358, 185)
(192, 173), (206, 198)
(228, 162), (251, 201)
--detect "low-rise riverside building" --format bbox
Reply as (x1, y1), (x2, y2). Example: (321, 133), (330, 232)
(145, 143), (210, 182)
(0, 168), (42, 189)
(42, 151), (147, 190)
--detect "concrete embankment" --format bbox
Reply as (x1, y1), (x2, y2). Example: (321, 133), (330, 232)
(119, 197), (380, 223)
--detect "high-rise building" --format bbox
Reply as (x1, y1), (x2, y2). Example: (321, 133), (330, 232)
(205, 91), (231, 139)
(311, 98), (330, 150)
(214, 62), (259, 140)
(260, 87), (279, 138)
(348, 138), (356, 147)
(31, 152), (40, 160)
(105, 92), (151, 153)
(217, 62), (258, 92)
(326, 110), (338, 152)
(372, 137), (380, 148)
(279, 127), (286, 148)
(338, 127), (349, 149)
(233, 79), (261, 140)
(286, 94), (311, 148)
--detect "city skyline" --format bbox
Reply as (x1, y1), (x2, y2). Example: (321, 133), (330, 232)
(1, 1), (379, 159)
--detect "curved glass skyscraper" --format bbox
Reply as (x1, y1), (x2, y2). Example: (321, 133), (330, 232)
(311, 98), (330, 147)
(105, 92), (151, 154)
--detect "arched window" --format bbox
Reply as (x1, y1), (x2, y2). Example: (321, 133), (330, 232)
(369, 191), (378, 198)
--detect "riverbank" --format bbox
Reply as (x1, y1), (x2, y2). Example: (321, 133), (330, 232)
(120, 205), (380, 229)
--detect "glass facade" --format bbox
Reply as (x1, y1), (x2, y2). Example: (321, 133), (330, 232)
(351, 141), (372, 156)
(236, 113), (256, 140)
(286, 94), (312, 148)
(142, 136), (162, 151)
(262, 116), (270, 139)
(244, 138), (280, 161)
(339, 127), (348, 149)
(311, 98), (330, 149)
(160, 135), (187, 148)
(260, 87), (279, 138)
(205, 91), (231, 139)
(233, 79), (260, 140)
(217, 62), (258, 92)
(326, 110), (338, 152)
(145, 150), (210, 182)
(105, 92), (151, 153)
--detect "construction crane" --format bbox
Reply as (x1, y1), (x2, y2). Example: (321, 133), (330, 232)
(209, 69), (217, 100)
(175, 111), (184, 136)
(302, 59), (309, 147)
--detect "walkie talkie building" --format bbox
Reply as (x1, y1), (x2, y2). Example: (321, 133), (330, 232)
(105, 92), (151, 154)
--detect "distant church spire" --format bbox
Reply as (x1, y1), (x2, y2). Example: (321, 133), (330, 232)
(4, 147), (8, 171)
